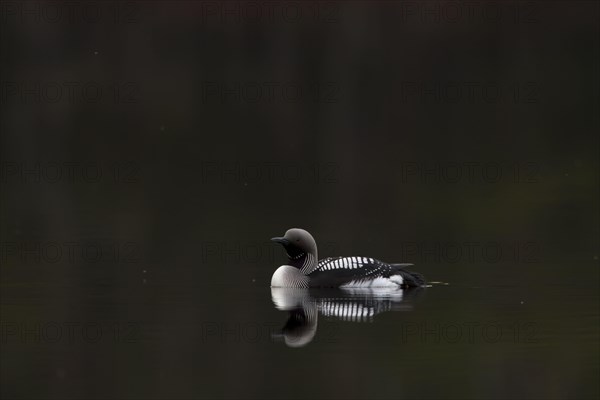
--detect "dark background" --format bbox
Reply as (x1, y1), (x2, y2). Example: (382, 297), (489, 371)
(1, 1), (598, 399)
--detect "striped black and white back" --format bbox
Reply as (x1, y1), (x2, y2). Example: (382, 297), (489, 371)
(316, 256), (378, 271)
(309, 256), (425, 288)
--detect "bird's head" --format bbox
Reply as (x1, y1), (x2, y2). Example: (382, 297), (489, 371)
(271, 228), (317, 260)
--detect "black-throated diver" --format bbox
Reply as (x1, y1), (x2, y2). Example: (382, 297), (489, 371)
(270, 228), (425, 288)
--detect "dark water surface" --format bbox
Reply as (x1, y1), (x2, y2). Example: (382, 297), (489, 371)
(1, 1), (598, 399)
(2, 261), (598, 399)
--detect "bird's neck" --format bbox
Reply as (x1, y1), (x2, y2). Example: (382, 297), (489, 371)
(288, 251), (318, 275)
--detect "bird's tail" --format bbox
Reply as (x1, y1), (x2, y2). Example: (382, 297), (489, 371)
(391, 264), (427, 287)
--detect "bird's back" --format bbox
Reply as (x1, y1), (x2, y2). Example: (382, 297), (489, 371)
(308, 256), (424, 288)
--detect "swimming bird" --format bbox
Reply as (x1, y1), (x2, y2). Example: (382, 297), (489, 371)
(270, 228), (425, 288)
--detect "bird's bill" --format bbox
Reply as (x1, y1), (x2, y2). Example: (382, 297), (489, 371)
(270, 237), (289, 245)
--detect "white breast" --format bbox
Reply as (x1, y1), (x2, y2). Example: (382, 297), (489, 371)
(271, 265), (308, 288)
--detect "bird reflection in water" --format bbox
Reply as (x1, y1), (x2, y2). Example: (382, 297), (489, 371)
(271, 287), (424, 347)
